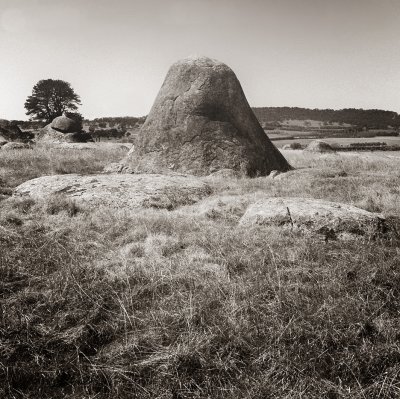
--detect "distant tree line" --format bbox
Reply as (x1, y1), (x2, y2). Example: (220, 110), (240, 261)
(89, 127), (125, 139)
(252, 107), (400, 129)
(85, 116), (147, 128)
(12, 120), (45, 130)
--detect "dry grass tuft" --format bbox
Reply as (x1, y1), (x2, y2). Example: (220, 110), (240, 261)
(44, 194), (81, 217)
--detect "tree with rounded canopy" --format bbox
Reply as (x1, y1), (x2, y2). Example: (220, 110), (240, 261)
(24, 79), (81, 123)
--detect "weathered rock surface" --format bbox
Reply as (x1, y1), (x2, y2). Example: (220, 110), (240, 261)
(305, 140), (335, 153)
(116, 56), (291, 176)
(38, 142), (131, 151)
(36, 124), (93, 143)
(14, 174), (212, 210)
(1, 142), (31, 150)
(239, 197), (386, 239)
(51, 115), (79, 133)
(36, 115), (93, 143)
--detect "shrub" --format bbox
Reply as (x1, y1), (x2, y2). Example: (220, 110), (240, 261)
(290, 142), (303, 149)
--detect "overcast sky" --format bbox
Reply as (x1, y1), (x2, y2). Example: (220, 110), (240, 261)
(1, 0), (399, 120)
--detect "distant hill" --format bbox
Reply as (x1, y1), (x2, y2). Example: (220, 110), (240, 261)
(252, 107), (400, 130)
(9, 108), (400, 141)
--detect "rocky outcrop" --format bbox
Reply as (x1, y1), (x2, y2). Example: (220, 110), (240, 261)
(14, 174), (212, 210)
(0, 120), (33, 142)
(51, 115), (79, 133)
(115, 56), (291, 176)
(239, 197), (387, 239)
(36, 115), (93, 143)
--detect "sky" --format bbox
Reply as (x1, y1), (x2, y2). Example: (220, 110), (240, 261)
(0, 0), (399, 120)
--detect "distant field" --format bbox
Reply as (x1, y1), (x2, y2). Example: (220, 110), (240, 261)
(267, 130), (315, 139)
(280, 119), (352, 128)
(273, 135), (400, 148)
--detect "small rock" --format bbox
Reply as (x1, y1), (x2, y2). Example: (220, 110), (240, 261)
(305, 140), (335, 153)
(36, 115), (93, 143)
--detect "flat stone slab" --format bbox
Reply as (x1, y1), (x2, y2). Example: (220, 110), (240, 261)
(1, 142), (31, 150)
(239, 197), (387, 239)
(36, 142), (132, 151)
(14, 174), (212, 210)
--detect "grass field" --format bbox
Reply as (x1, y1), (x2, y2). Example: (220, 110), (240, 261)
(1, 146), (400, 398)
(273, 136), (400, 148)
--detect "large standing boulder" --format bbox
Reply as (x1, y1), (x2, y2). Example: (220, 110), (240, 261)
(116, 56), (291, 176)
(36, 115), (93, 143)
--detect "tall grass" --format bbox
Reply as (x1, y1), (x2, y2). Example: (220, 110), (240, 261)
(0, 146), (127, 188)
(1, 148), (400, 398)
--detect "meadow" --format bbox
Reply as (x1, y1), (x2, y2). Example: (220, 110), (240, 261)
(1, 146), (400, 398)
(271, 136), (400, 149)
